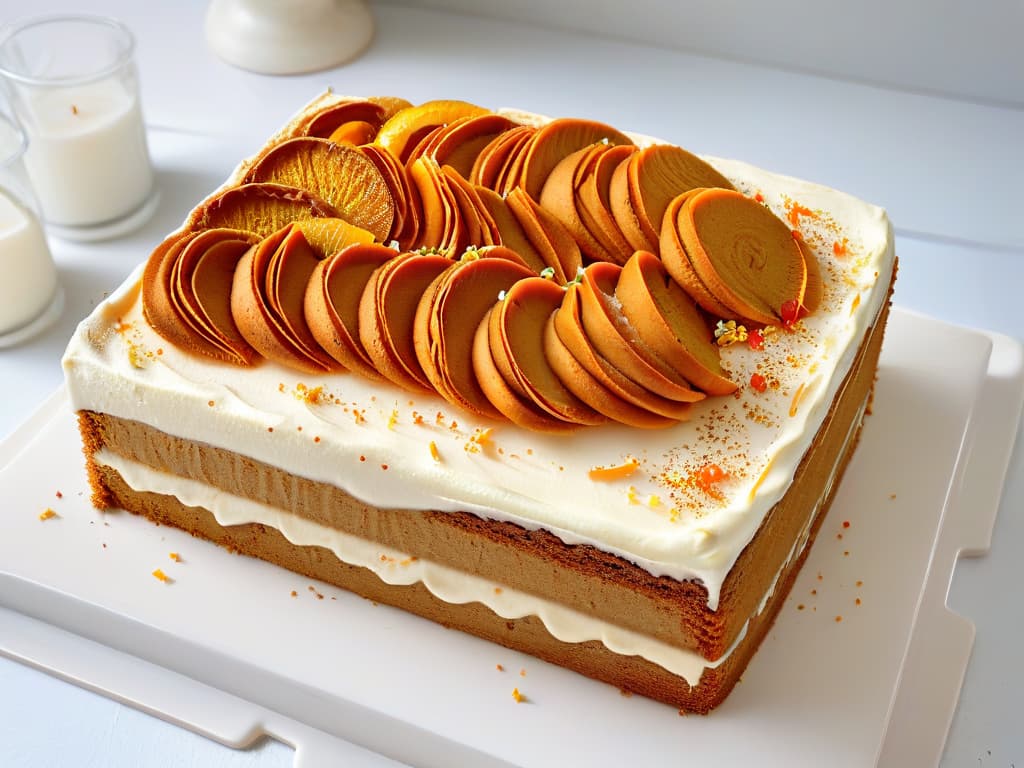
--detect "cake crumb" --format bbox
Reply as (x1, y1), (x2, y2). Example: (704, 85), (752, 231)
(55, 490), (63, 499)
(855, 598), (862, 606)
(519, 668), (526, 677)
(152, 569), (171, 583)
(169, 552), (182, 563)
(38, 508), (59, 521)
(835, 615), (843, 623)
(889, 493), (897, 500)
(512, 687), (526, 703)
(290, 590), (298, 597)
(855, 580), (864, 587)
(496, 664), (504, 672)
(844, 550), (849, 556)
(619, 689), (633, 698)
(677, 708), (688, 717)
(429, 440), (441, 462)
(797, 604), (805, 611)
(494, 587), (503, 595)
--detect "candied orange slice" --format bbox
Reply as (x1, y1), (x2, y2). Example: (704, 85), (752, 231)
(490, 277), (606, 426)
(575, 143), (636, 265)
(232, 224), (336, 373)
(542, 313), (676, 428)
(327, 120), (378, 146)
(190, 183), (337, 238)
(375, 100), (490, 164)
(246, 138), (394, 242)
(628, 144), (734, 247)
(409, 156), (458, 252)
(676, 188), (807, 326)
(474, 186), (548, 274)
(505, 187), (582, 283)
(615, 251), (736, 395)
(291, 217), (375, 258)
(143, 229), (260, 365)
(658, 189), (734, 319)
(415, 254), (534, 418)
(577, 262), (704, 403)
(442, 166), (500, 250)
(470, 125), (535, 190)
(358, 252), (453, 392)
(472, 307), (576, 433)
(553, 285), (692, 421)
(304, 243), (394, 378)
(515, 118), (632, 200)
(298, 99), (387, 139)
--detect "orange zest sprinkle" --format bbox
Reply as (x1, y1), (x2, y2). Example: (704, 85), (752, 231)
(789, 382), (807, 417)
(71, 104), (79, 115)
(169, 552), (182, 562)
(587, 458), (640, 482)
(833, 238), (849, 257)
(429, 440), (440, 462)
(850, 294), (861, 314)
(38, 508), (58, 521)
(511, 687), (526, 703)
(749, 459), (773, 500)
(387, 408), (398, 429)
(754, 192), (764, 203)
(152, 569), (171, 583)
(496, 664), (504, 671)
(786, 203), (817, 228)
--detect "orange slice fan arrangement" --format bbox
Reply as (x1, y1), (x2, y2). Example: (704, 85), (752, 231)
(142, 96), (823, 432)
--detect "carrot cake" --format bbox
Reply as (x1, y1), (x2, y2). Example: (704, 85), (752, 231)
(62, 93), (896, 713)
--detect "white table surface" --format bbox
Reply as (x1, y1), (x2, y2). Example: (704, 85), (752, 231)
(0, 2), (1021, 766)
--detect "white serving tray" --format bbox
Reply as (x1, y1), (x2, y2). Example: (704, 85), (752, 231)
(1, 308), (1021, 768)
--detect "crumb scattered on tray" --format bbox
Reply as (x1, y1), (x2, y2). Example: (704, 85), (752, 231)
(169, 552), (182, 562)
(519, 668), (526, 677)
(496, 664), (504, 672)
(512, 687), (526, 703)
(152, 569), (172, 584)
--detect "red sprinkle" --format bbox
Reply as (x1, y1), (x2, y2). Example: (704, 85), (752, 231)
(750, 373), (767, 392)
(781, 299), (801, 329)
(747, 329), (764, 350)
(842, 520), (850, 529)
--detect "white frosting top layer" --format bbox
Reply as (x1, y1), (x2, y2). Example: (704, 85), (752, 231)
(61, 118), (894, 611)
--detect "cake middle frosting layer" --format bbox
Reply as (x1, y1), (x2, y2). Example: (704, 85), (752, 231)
(64, 149), (893, 611)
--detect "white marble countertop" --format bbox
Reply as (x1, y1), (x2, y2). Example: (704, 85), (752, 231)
(0, 1), (1021, 766)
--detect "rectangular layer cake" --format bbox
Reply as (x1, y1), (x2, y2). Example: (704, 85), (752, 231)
(63, 94), (896, 713)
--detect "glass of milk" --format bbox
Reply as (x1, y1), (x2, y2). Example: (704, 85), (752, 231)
(0, 15), (158, 241)
(0, 111), (62, 345)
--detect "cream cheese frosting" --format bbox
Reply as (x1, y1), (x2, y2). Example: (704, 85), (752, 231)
(62, 115), (894, 611)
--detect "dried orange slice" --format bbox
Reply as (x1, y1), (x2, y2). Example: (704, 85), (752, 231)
(291, 217), (375, 258)
(375, 100), (490, 164)
(628, 144), (734, 247)
(428, 114), (518, 179)
(659, 189), (734, 319)
(143, 229), (259, 365)
(676, 188), (807, 326)
(231, 224), (336, 373)
(577, 262), (704, 403)
(298, 98), (388, 139)
(542, 313), (675, 428)
(360, 144), (420, 247)
(574, 143), (636, 265)
(490, 277), (606, 426)
(190, 183), (337, 238)
(304, 243), (394, 378)
(472, 307), (576, 433)
(505, 187), (582, 283)
(515, 118), (632, 200)
(414, 254), (534, 418)
(358, 252), (453, 392)
(246, 138), (394, 242)
(615, 251), (736, 395)
(539, 143), (617, 263)
(470, 125), (534, 190)
(474, 186), (548, 274)
(553, 285), (692, 421)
